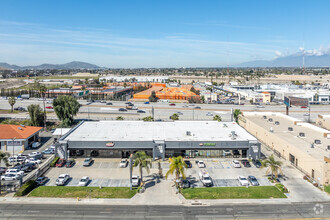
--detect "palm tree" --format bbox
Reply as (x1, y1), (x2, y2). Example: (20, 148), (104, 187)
(165, 156), (187, 187)
(133, 151), (152, 186)
(213, 115), (222, 122)
(8, 97), (16, 112)
(38, 85), (47, 130)
(233, 109), (242, 122)
(0, 151), (10, 195)
(262, 154), (283, 180)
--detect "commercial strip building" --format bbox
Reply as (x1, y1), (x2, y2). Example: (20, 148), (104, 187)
(239, 112), (330, 185)
(316, 115), (330, 130)
(57, 121), (260, 160)
(0, 124), (43, 154)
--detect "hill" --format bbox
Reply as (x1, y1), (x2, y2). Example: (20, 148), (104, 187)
(0, 61), (100, 70)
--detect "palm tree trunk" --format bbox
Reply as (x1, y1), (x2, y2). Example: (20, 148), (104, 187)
(43, 97), (46, 131)
(139, 165), (143, 186)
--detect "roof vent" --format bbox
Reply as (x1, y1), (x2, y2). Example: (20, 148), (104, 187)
(20, 124), (25, 127)
(18, 127), (22, 130)
(223, 124), (228, 128)
(231, 131), (237, 136)
(270, 127), (273, 132)
(310, 144), (314, 148)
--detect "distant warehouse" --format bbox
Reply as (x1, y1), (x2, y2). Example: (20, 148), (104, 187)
(57, 121), (260, 160)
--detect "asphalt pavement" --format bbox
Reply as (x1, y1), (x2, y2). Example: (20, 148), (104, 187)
(0, 202), (329, 219)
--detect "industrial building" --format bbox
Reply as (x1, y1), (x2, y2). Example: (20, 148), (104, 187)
(57, 121), (260, 160)
(239, 112), (330, 185)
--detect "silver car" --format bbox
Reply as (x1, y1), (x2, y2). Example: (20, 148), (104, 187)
(83, 158), (93, 167)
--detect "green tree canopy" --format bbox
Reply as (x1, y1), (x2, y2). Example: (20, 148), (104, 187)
(262, 154), (283, 180)
(8, 96), (16, 112)
(53, 96), (80, 127)
(142, 116), (154, 121)
(165, 156), (187, 187)
(133, 151), (152, 186)
(27, 104), (44, 127)
(149, 91), (159, 102)
(233, 109), (242, 123)
(116, 116), (124, 120)
(213, 115), (222, 122)
(170, 113), (179, 120)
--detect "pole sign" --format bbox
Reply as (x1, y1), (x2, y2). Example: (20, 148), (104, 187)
(284, 96), (290, 107)
(199, 143), (216, 146)
(106, 142), (115, 147)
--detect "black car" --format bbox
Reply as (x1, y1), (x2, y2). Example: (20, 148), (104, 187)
(65, 160), (75, 168)
(87, 99), (94, 103)
(181, 179), (191, 189)
(125, 102), (132, 105)
(106, 102), (113, 105)
(14, 107), (26, 111)
(119, 108), (127, 112)
(241, 159), (251, 168)
(252, 159), (262, 168)
(23, 163), (37, 172)
(184, 160), (192, 168)
(137, 110), (146, 113)
(127, 103), (134, 106)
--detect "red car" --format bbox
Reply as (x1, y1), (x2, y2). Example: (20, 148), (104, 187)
(169, 103), (176, 106)
(56, 159), (66, 167)
(46, 106), (53, 109)
(301, 106), (307, 109)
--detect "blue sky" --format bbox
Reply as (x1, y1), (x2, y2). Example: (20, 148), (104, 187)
(0, 0), (329, 67)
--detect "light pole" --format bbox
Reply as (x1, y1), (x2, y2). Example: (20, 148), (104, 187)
(308, 104), (311, 123)
(11, 137), (16, 157)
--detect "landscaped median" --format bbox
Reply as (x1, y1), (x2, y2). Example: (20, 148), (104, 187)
(182, 186), (287, 199)
(29, 186), (136, 199)
(325, 185), (330, 194)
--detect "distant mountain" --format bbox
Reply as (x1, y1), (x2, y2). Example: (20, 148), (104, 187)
(237, 53), (330, 67)
(0, 61), (100, 70)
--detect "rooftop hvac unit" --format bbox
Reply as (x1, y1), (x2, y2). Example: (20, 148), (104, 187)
(299, 132), (305, 137)
(310, 144), (314, 148)
(18, 127), (22, 130)
(223, 124), (228, 128)
(288, 127), (293, 131)
(186, 131), (191, 136)
(269, 127), (273, 132)
(231, 131), (237, 136)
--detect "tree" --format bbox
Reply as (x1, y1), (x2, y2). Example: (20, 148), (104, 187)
(233, 109), (242, 123)
(133, 151), (152, 186)
(262, 155), (283, 180)
(149, 91), (158, 102)
(38, 85), (47, 130)
(170, 113), (179, 120)
(0, 151), (10, 195)
(27, 104), (44, 127)
(213, 115), (222, 122)
(142, 116), (154, 121)
(8, 97), (16, 112)
(165, 156), (187, 188)
(116, 116), (124, 120)
(53, 96), (80, 127)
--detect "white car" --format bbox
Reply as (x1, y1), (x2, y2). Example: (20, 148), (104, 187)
(28, 152), (42, 157)
(257, 105), (265, 108)
(120, 159), (128, 168)
(232, 160), (241, 168)
(206, 112), (213, 116)
(237, 176), (249, 186)
(31, 142), (41, 149)
(46, 100), (53, 104)
(56, 174), (70, 186)
(303, 113), (310, 116)
(197, 161), (206, 168)
(8, 156), (18, 163)
(38, 98), (46, 101)
(78, 176), (89, 186)
(5, 169), (24, 177)
(131, 175), (140, 187)
(26, 158), (42, 164)
(1, 174), (19, 181)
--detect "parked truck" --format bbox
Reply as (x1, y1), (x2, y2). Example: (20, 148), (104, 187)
(199, 169), (213, 187)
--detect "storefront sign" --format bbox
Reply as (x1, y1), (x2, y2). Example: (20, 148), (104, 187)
(106, 142), (115, 147)
(199, 143), (216, 146)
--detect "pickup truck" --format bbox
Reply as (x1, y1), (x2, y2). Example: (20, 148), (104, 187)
(199, 170), (213, 187)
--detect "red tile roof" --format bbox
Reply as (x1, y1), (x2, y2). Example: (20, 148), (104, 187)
(0, 124), (43, 139)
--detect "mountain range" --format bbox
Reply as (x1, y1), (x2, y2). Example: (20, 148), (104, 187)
(0, 61), (100, 70)
(237, 52), (330, 67)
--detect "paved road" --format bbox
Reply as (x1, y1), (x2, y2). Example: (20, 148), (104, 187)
(0, 202), (329, 219)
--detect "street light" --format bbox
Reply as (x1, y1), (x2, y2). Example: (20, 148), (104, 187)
(11, 137), (16, 157)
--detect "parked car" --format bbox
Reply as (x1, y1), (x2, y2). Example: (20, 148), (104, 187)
(36, 176), (49, 185)
(5, 169), (24, 177)
(119, 108), (127, 112)
(31, 142), (41, 149)
(100, 100), (106, 103)
(241, 159), (251, 168)
(125, 102), (132, 105)
(184, 160), (192, 168)
(144, 102), (150, 104)
(194, 106), (201, 109)
(78, 176), (90, 186)
(0, 167), (7, 175)
(14, 107), (26, 111)
(120, 159), (128, 168)
(232, 160), (241, 168)
(237, 176), (249, 186)
(199, 170), (213, 187)
(176, 112), (183, 115)
(26, 158), (42, 164)
(106, 102), (113, 105)
(169, 103), (176, 106)
(56, 159), (66, 167)
(83, 157), (93, 167)
(181, 179), (191, 188)
(252, 159), (262, 168)
(46, 100), (53, 104)
(45, 106), (53, 109)
(43, 148), (55, 154)
(248, 176), (259, 186)
(38, 98), (46, 101)
(137, 110), (146, 113)
(303, 113), (310, 116)
(8, 156), (18, 163)
(56, 174), (70, 186)
(28, 152), (43, 159)
(1, 173), (19, 181)
(197, 161), (205, 168)
(301, 106), (307, 109)
(17, 156), (27, 163)
(206, 112), (213, 116)
(22, 163), (37, 172)
(65, 160), (75, 168)
(256, 105), (265, 108)
(131, 175), (140, 187)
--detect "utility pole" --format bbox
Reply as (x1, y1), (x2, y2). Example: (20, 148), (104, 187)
(129, 154), (133, 190)
(11, 137), (16, 157)
(308, 104), (311, 123)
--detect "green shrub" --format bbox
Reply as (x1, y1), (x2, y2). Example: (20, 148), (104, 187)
(50, 157), (59, 167)
(15, 180), (37, 196)
(275, 183), (288, 193)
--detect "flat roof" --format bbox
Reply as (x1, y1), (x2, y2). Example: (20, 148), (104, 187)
(64, 121), (257, 142)
(244, 112), (330, 159)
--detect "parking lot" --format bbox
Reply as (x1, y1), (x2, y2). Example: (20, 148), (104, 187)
(43, 157), (271, 188)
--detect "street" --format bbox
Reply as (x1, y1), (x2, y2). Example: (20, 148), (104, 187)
(0, 202), (329, 219)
